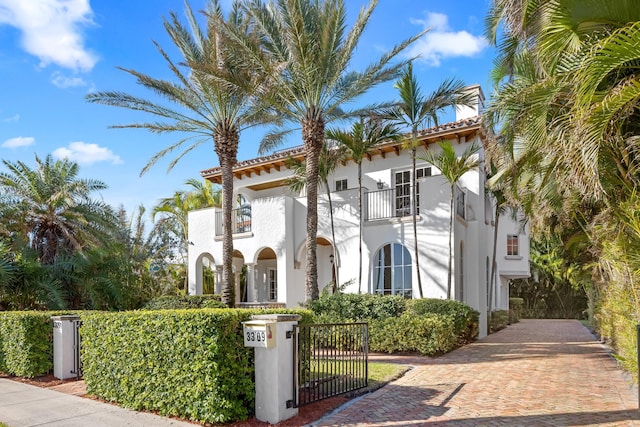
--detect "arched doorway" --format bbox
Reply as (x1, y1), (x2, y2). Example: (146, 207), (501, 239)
(195, 253), (216, 295)
(257, 247), (277, 302)
(317, 237), (337, 292)
(233, 250), (247, 303)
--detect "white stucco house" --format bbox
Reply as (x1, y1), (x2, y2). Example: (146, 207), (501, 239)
(188, 86), (529, 337)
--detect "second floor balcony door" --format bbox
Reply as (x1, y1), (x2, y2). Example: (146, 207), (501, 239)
(395, 171), (412, 217)
(395, 167), (431, 217)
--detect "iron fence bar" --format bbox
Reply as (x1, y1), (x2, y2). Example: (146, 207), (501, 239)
(71, 319), (82, 379)
(293, 323), (368, 407)
(293, 324), (299, 408)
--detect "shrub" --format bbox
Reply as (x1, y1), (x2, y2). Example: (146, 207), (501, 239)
(369, 313), (458, 356)
(407, 299), (479, 344)
(305, 291), (406, 323)
(509, 298), (524, 323)
(596, 279), (638, 376)
(0, 311), (58, 377)
(489, 310), (509, 333)
(81, 308), (312, 423)
(142, 294), (223, 310)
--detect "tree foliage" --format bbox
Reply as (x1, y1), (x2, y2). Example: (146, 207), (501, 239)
(486, 0), (640, 374)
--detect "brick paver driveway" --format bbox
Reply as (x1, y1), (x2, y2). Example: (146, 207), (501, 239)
(313, 319), (639, 426)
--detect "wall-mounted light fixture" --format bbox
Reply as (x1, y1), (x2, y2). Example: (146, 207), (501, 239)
(329, 254), (334, 264)
(377, 180), (384, 190)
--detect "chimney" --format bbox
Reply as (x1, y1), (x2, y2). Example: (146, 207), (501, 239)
(455, 84), (484, 121)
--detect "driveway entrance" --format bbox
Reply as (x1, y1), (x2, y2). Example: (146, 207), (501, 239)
(314, 320), (639, 426)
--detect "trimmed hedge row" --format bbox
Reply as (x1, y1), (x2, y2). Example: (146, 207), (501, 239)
(306, 293), (479, 355)
(81, 308), (312, 424)
(406, 299), (479, 345)
(509, 297), (524, 323)
(489, 310), (510, 333)
(142, 294), (225, 310)
(369, 313), (458, 355)
(306, 292), (406, 323)
(0, 311), (74, 377)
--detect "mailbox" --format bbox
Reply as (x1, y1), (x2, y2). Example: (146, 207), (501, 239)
(243, 320), (276, 348)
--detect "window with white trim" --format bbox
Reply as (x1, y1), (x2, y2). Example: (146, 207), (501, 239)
(507, 235), (519, 256)
(335, 178), (348, 192)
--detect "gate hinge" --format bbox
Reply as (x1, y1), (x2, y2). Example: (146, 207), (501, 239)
(286, 330), (294, 339)
(286, 400), (295, 408)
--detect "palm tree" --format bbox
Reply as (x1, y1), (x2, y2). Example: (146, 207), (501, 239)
(285, 143), (342, 291)
(86, 1), (275, 306)
(227, 0), (422, 301)
(485, 0), (640, 363)
(419, 141), (480, 299)
(152, 179), (221, 292)
(182, 178), (222, 210)
(0, 155), (116, 265)
(326, 117), (400, 293)
(385, 62), (476, 298)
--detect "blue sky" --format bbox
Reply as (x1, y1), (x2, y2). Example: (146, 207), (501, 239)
(0, 0), (495, 217)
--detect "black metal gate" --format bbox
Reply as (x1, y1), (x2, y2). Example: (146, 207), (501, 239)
(72, 319), (82, 379)
(291, 323), (368, 408)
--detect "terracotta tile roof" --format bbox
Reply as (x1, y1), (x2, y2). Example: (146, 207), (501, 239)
(200, 115), (483, 180)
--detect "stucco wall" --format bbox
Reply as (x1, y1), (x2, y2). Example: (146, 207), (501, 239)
(188, 133), (529, 338)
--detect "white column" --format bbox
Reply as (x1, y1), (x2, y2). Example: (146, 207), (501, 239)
(247, 314), (300, 424)
(246, 263), (256, 303)
(215, 265), (223, 295)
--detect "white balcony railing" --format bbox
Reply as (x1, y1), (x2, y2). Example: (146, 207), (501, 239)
(214, 207), (252, 236)
(365, 187), (419, 221)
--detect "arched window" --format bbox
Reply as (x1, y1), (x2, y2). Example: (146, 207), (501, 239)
(372, 243), (412, 298)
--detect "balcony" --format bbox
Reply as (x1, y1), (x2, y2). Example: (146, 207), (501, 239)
(214, 207), (252, 236)
(365, 187), (419, 221)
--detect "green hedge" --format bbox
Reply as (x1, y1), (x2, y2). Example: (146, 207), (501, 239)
(369, 313), (458, 355)
(0, 311), (73, 377)
(307, 293), (479, 354)
(142, 295), (224, 310)
(81, 308), (312, 424)
(509, 298), (524, 323)
(407, 299), (479, 345)
(305, 292), (406, 323)
(489, 310), (510, 333)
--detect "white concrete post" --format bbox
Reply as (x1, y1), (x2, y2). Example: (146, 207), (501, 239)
(52, 315), (80, 380)
(243, 314), (301, 424)
(246, 263), (256, 302)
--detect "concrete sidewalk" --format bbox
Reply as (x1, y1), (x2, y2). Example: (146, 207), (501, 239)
(313, 319), (640, 426)
(0, 378), (193, 427)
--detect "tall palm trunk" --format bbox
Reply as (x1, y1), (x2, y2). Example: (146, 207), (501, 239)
(324, 181), (339, 292)
(357, 161), (363, 293)
(215, 127), (238, 307)
(447, 183), (454, 299)
(302, 111), (324, 301)
(411, 132), (424, 298)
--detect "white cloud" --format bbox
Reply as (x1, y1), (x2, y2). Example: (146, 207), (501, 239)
(0, 0), (97, 72)
(407, 12), (488, 67)
(3, 114), (20, 122)
(52, 141), (123, 165)
(2, 136), (34, 148)
(51, 71), (87, 88)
